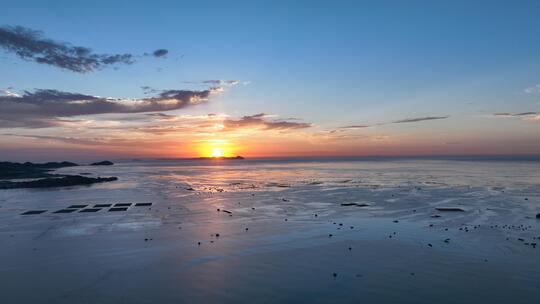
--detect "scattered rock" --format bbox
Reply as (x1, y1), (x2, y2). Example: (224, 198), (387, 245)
(436, 207), (465, 212)
(340, 202), (369, 207)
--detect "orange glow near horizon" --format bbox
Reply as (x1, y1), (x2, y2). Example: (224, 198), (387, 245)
(193, 139), (243, 157)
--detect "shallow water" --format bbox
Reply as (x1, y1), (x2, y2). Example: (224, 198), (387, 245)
(1, 158), (539, 303)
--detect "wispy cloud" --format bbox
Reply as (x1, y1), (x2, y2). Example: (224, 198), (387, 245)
(0, 25), (167, 72)
(493, 112), (537, 117)
(492, 112), (539, 122)
(392, 116), (450, 124)
(0, 87), (222, 128)
(1, 133), (109, 145)
(145, 113), (178, 121)
(222, 113), (311, 131)
(339, 125), (370, 130)
(524, 84), (540, 94)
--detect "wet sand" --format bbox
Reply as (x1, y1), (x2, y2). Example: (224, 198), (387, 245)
(1, 159), (539, 303)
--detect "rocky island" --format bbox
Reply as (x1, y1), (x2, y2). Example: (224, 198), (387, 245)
(195, 156), (245, 160)
(0, 161), (117, 189)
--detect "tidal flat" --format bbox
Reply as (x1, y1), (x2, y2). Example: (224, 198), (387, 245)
(1, 158), (539, 303)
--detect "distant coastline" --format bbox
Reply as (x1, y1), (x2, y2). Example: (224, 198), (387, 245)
(195, 156), (245, 160)
(152, 156), (246, 161)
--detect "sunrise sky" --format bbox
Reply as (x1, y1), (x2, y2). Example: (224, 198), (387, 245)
(1, 1), (539, 161)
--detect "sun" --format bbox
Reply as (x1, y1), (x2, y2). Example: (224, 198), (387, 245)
(211, 148), (224, 157)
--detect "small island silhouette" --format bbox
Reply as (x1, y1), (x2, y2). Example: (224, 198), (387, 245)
(195, 155), (245, 160)
(0, 161), (117, 189)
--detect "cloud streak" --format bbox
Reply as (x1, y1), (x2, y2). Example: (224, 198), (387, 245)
(0, 25), (167, 72)
(222, 113), (311, 131)
(493, 112), (537, 117)
(392, 116), (450, 124)
(493, 112), (539, 122)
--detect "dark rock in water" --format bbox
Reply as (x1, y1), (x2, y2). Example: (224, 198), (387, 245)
(21, 210), (47, 215)
(95, 204), (112, 208)
(79, 208), (101, 213)
(0, 175), (117, 189)
(53, 209), (77, 214)
(428, 243), (433, 247)
(114, 203), (132, 207)
(90, 160), (114, 166)
(436, 207), (465, 212)
(222, 209), (232, 214)
(536, 213), (540, 219)
(68, 204), (88, 209)
(340, 202), (369, 207)
(332, 273), (337, 278)
(135, 203), (152, 207)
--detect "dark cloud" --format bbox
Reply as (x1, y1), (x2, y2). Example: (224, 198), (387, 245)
(339, 125), (370, 129)
(493, 112), (537, 117)
(222, 113), (311, 131)
(392, 116), (449, 123)
(0, 25), (165, 72)
(0, 88), (218, 128)
(152, 49), (168, 57)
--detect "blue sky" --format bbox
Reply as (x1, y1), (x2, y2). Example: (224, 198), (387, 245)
(1, 1), (539, 160)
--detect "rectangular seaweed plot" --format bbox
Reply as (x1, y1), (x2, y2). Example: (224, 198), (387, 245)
(109, 207), (128, 212)
(54, 209), (78, 214)
(94, 204), (112, 208)
(135, 203), (152, 207)
(114, 203), (132, 207)
(21, 210), (47, 215)
(79, 208), (101, 213)
(68, 204), (88, 209)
